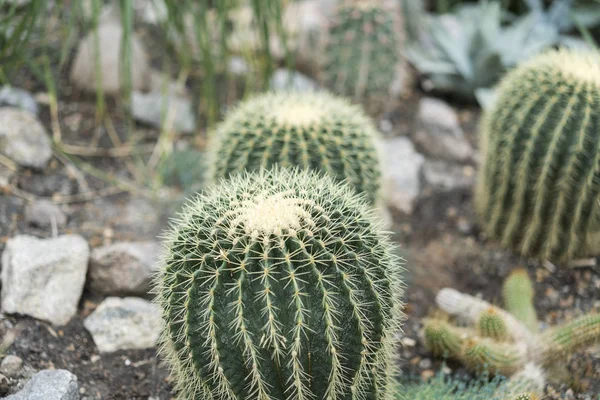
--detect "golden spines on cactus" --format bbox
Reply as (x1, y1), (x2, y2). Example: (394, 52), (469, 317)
(475, 49), (600, 262)
(154, 167), (404, 400)
(207, 91), (382, 204)
(462, 339), (527, 376)
(503, 269), (538, 333)
(422, 319), (465, 359)
(478, 307), (509, 340)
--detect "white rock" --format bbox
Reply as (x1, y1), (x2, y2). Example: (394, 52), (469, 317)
(0, 86), (38, 115)
(0, 355), (23, 377)
(270, 69), (318, 92)
(70, 22), (150, 94)
(88, 241), (160, 296)
(420, 160), (476, 191)
(381, 137), (425, 214)
(0, 108), (52, 169)
(131, 91), (196, 133)
(5, 369), (79, 400)
(84, 297), (162, 353)
(24, 200), (67, 229)
(414, 97), (474, 163)
(1, 235), (89, 326)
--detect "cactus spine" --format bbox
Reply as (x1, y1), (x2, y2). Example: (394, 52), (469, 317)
(208, 91), (382, 204)
(155, 168), (404, 400)
(503, 269), (538, 333)
(322, 0), (403, 104)
(475, 49), (600, 262)
(478, 307), (509, 340)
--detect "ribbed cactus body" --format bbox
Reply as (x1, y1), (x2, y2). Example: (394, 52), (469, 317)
(475, 49), (600, 262)
(478, 308), (508, 340)
(208, 91), (382, 204)
(423, 319), (464, 359)
(155, 168), (404, 400)
(503, 269), (538, 333)
(323, 1), (402, 103)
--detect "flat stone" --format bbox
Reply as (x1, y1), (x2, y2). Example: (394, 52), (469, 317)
(270, 69), (318, 92)
(88, 241), (160, 296)
(0, 108), (52, 169)
(420, 160), (476, 191)
(381, 137), (425, 214)
(83, 297), (162, 353)
(131, 91), (195, 133)
(414, 97), (474, 163)
(5, 369), (79, 400)
(24, 200), (67, 229)
(0, 355), (23, 377)
(1, 235), (89, 326)
(0, 86), (38, 115)
(70, 21), (150, 94)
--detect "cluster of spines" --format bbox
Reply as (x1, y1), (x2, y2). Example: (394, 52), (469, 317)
(475, 49), (600, 262)
(322, 0), (402, 102)
(207, 91), (382, 204)
(154, 168), (404, 399)
(423, 268), (600, 394)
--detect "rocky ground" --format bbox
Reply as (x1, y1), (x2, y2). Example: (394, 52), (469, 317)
(0, 3), (599, 400)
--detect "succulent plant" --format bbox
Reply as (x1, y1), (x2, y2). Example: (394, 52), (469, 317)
(207, 91), (382, 204)
(503, 269), (538, 333)
(422, 269), (600, 396)
(155, 167), (404, 400)
(321, 0), (403, 104)
(475, 49), (600, 262)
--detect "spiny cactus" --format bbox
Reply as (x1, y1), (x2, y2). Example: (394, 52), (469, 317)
(402, 371), (516, 400)
(475, 49), (600, 262)
(207, 91), (382, 204)
(503, 269), (538, 333)
(155, 168), (404, 400)
(322, 0), (403, 105)
(423, 269), (600, 393)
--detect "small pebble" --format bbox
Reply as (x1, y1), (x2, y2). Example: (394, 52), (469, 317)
(0, 355), (23, 377)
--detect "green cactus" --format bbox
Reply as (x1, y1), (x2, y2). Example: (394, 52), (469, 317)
(207, 91), (382, 204)
(322, 1), (403, 104)
(422, 319), (465, 359)
(478, 307), (509, 340)
(155, 168), (404, 400)
(401, 372), (509, 400)
(475, 49), (600, 262)
(462, 339), (527, 376)
(502, 269), (538, 333)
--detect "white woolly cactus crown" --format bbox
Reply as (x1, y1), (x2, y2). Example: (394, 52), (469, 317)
(154, 167), (404, 400)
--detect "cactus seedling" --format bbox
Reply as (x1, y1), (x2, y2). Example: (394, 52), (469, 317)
(478, 307), (509, 340)
(475, 49), (600, 262)
(208, 91), (382, 204)
(155, 168), (404, 400)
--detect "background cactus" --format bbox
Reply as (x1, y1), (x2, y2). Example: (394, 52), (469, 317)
(207, 91), (382, 204)
(503, 269), (538, 333)
(475, 49), (600, 262)
(321, 0), (404, 106)
(478, 307), (509, 340)
(155, 168), (404, 400)
(422, 269), (600, 395)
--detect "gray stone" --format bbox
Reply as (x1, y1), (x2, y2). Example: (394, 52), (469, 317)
(0, 108), (52, 169)
(270, 69), (318, 92)
(0, 86), (38, 115)
(5, 369), (79, 400)
(1, 235), (89, 326)
(227, 56), (251, 76)
(420, 160), (476, 191)
(88, 241), (160, 296)
(414, 97), (474, 163)
(24, 200), (67, 229)
(0, 355), (23, 377)
(131, 91), (196, 133)
(83, 297), (162, 353)
(380, 137), (425, 214)
(70, 22), (150, 94)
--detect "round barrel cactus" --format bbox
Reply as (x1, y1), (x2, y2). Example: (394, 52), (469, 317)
(208, 91), (382, 204)
(475, 49), (600, 262)
(322, 0), (403, 103)
(155, 168), (404, 400)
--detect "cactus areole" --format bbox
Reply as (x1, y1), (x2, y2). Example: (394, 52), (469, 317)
(476, 49), (600, 262)
(155, 168), (404, 400)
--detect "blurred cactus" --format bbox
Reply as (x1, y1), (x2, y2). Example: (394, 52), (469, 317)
(207, 91), (382, 204)
(478, 307), (509, 340)
(503, 269), (538, 333)
(476, 49), (600, 262)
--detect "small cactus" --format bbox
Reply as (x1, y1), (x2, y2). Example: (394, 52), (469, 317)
(422, 319), (464, 359)
(207, 91), (382, 204)
(503, 269), (538, 333)
(322, 0), (403, 106)
(475, 49), (600, 262)
(478, 307), (509, 340)
(462, 339), (527, 376)
(155, 168), (404, 400)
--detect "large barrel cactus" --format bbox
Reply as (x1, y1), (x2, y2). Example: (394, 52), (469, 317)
(208, 91), (382, 204)
(155, 168), (404, 400)
(475, 49), (600, 261)
(322, 0), (403, 103)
